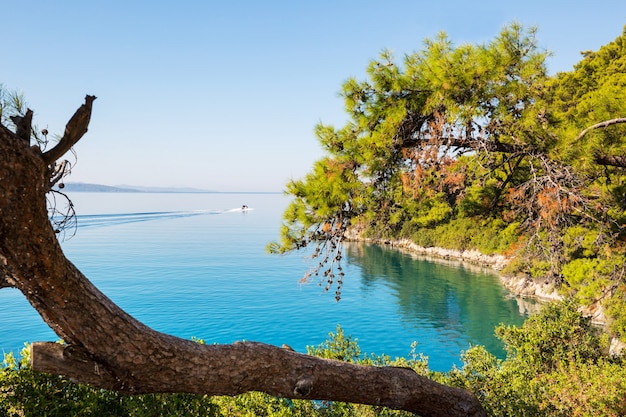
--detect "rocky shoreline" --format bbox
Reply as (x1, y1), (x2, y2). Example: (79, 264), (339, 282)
(344, 234), (626, 354)
(346, 234), (561, 300)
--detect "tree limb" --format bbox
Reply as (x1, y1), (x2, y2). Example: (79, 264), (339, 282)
(402, 119), (626, 168)
(593, 153), (626, 168)
(401, 135), (526, 154)
(0, 96), (487, 417)
(42, 95), (96, 165)
(32, 341), (485, 417)
(48, 160), (70, 189)
(575, 117), (626, 142)
(574, 118), (626, 167)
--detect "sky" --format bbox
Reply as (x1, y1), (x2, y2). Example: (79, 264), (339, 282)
(3, 1), (625, 192)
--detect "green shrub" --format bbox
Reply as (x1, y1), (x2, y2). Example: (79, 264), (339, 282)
(537, 359), (626, 417)
(496, 298), (608, 372)
(443, 299), (625, 417)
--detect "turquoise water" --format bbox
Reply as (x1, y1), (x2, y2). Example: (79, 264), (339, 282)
(0, 192), (530, 371)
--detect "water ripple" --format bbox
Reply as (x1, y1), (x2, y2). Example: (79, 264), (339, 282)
(75, 208), (244, 228)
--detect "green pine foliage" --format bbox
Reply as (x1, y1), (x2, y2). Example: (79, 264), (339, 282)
(273, 24), (626, 339)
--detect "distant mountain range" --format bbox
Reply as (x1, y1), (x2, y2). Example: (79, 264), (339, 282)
(57, 182), (215, 193)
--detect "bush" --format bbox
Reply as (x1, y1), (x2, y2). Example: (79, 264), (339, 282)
(444, 299), (626, 417)
(496, 298), (608, 372)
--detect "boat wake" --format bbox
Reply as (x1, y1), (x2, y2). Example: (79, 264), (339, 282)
(226, 207), (255, 213)
(75, 209), (232, 229)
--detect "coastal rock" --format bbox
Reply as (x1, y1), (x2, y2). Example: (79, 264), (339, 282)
(345, 231), (561, 302)
(348, 235), (510, 271)
(499, 275), (562, 302)
(610, 337), (626, 356)
(344, 229), (617, 326)
(347, 230), (626, 359)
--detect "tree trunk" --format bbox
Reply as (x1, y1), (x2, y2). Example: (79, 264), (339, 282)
(0, 97), (486, 417)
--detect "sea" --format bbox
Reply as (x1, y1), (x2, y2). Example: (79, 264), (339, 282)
(0, 192), (533, 372)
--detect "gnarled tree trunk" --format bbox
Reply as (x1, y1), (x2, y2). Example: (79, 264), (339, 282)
(0, 96), (486, 417)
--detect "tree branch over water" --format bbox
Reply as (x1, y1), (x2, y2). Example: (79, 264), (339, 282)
(0, 96), (486, 417)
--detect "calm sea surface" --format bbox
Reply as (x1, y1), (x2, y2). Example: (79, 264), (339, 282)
(0, 192), (531, 371)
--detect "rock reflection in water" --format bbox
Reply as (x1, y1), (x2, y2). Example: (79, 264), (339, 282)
(344, 242), (535, 359)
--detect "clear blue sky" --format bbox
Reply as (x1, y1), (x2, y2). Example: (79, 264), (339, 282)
(3, 1), (625, 191)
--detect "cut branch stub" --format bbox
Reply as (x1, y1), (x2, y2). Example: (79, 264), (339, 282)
(10, 108), (33, 143)
(594, 152), (626, 168)
(42, 95), (96, 165)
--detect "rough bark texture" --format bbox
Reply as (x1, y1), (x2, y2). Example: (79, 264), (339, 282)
(593, 152), (626, 168)
(0, 96), (486, 417)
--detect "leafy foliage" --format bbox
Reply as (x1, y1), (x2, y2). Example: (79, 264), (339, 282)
(444, 300), (626, 417)
(273, 24), (626, 337)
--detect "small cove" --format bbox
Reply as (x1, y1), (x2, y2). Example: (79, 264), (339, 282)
(0, 192), (532, 371)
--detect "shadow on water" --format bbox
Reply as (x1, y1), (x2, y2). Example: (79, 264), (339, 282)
(344, 242), (535, 359)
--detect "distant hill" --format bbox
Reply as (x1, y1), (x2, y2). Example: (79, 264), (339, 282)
(115, 184), (214, 193)
(57, 183), (214, 193)
(58, 183), (139, 192)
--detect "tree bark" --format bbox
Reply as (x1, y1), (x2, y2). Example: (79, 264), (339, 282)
(0, 97), (486, 417)
(42, 95), (96, 165)
(593, 153), (626, 168)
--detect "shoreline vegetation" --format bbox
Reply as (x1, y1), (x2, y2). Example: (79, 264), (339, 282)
(272, 25), (626, 362)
